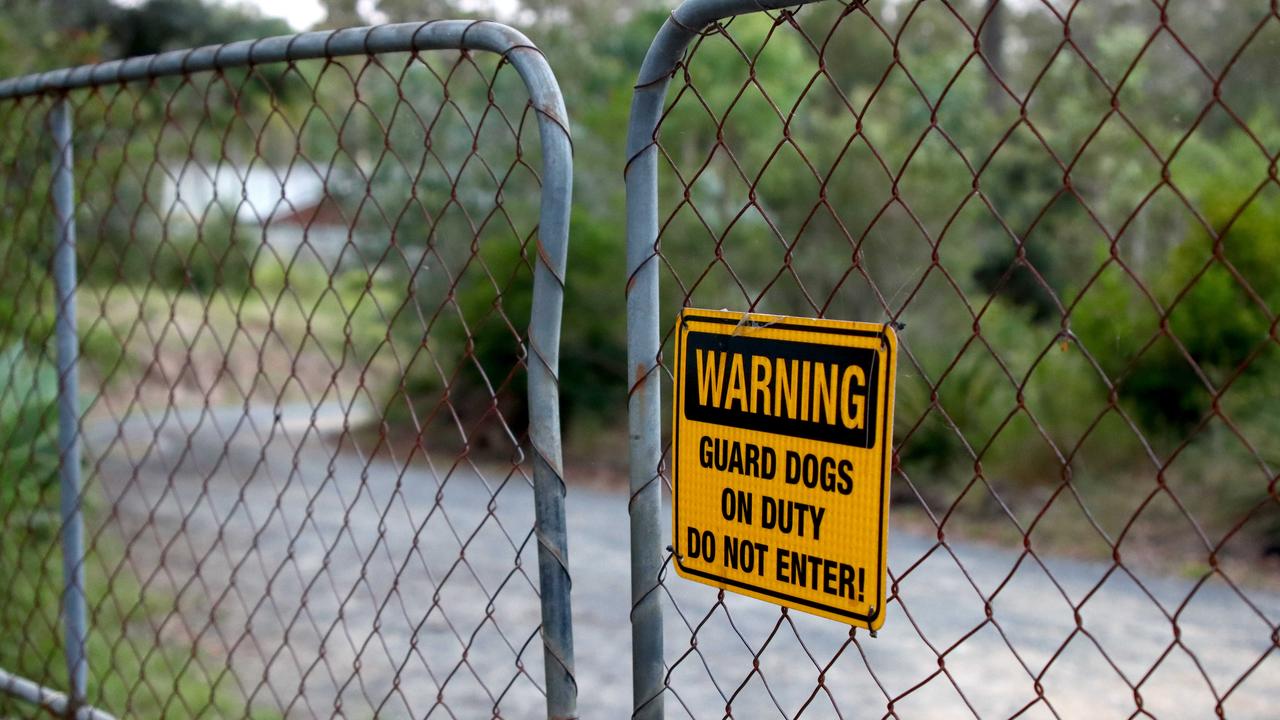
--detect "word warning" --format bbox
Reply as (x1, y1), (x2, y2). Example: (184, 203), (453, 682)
(672, 308), (897, 630)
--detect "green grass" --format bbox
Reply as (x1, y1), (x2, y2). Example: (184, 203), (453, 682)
(0, 342), (280, 719)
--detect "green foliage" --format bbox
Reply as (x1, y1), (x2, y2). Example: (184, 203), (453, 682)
(0, 340), (279, 717)
(1067, 121), (1280, 551)
(1075, 126), (1280, 432)
(74, 0), (291, 56)
(558, 210), (629, 430)
(0, 343), (60, 528)
(391, 207), (627, 450)
(148, 216), (257, 296)
(897, 300), (1112, 501)
(0, 2), (110, 77)
(972, 241), (1060, 322)
(0, 343), (63, 718)
(0, 280), (56, 351)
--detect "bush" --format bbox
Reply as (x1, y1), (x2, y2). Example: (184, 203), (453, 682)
(1074, 133), (1280, 433)
(149, 215), (256, 296)
(897, 300), (1112, 504)
(0, 343), (65, 714)
(387, 208), (628, 455)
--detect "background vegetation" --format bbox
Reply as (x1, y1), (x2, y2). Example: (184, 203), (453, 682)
(1, 0), (1278, 715)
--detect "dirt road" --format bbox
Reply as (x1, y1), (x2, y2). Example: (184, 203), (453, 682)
(85, 404), (1279, 718)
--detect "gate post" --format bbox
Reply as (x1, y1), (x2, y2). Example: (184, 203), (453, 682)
(486, 24), (580, 720)
(50, 96), (89, 714)
(623, 2), (828, 718)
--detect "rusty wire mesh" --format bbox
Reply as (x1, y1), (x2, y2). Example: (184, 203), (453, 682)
(631, 1), (1280, 717)
(0, 25), (570, 719)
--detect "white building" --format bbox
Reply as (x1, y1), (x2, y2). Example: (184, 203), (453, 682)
(161, 161), (355, 271)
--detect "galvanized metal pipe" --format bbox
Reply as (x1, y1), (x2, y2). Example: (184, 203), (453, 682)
(0, 668), (115, 720)
(1, 21), (550, 99)
(624, 2), (829, 718)
(50, 96), (89, 714)
(509, 29), (579, 720)
(0, 20), (577, 720)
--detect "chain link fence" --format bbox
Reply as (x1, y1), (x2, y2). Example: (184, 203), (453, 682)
(626, 0), (1279, 718)
(2, 1), (1280, 718)
(0, 20), (575, 720)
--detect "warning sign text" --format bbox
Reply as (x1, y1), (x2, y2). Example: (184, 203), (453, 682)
(671, 309), (897, 630)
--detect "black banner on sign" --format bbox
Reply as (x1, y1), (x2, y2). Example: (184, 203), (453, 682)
(681, 329), (881, 448)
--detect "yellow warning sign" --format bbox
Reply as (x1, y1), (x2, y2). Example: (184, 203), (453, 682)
(671, 308), (897, 630)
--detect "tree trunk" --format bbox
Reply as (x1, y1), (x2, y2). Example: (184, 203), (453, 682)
(980, 0), (1006, 105)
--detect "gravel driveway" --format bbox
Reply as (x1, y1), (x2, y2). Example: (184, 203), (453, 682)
(84, 404), (1279, 718)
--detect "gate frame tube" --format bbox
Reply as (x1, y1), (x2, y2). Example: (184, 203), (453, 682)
(624, 2), (828, 718)
(0, 19), (576, 720)
(50, 95), (89, 719)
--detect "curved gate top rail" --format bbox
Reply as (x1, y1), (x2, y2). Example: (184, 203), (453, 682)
(0, 20), (565, 114)
(0, 19), (575, 720)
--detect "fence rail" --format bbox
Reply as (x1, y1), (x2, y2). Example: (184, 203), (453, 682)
(0, 19), (574, 720)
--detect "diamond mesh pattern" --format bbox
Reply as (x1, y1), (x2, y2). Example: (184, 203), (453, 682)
(0, 39), (559, 719)
(633, 1), (1280, 717)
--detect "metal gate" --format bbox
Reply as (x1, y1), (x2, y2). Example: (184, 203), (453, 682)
(0, 20), (575, 720)
(626, 0), (1280, 717)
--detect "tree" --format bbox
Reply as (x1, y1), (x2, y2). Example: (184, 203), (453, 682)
(94, 0), (291, 57)
(979, 0), (1005, 105)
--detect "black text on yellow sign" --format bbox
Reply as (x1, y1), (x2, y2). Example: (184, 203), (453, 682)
(672, 308), (897, 630)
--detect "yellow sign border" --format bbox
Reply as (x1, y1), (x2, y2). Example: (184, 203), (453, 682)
(671, 307), (897, 630)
